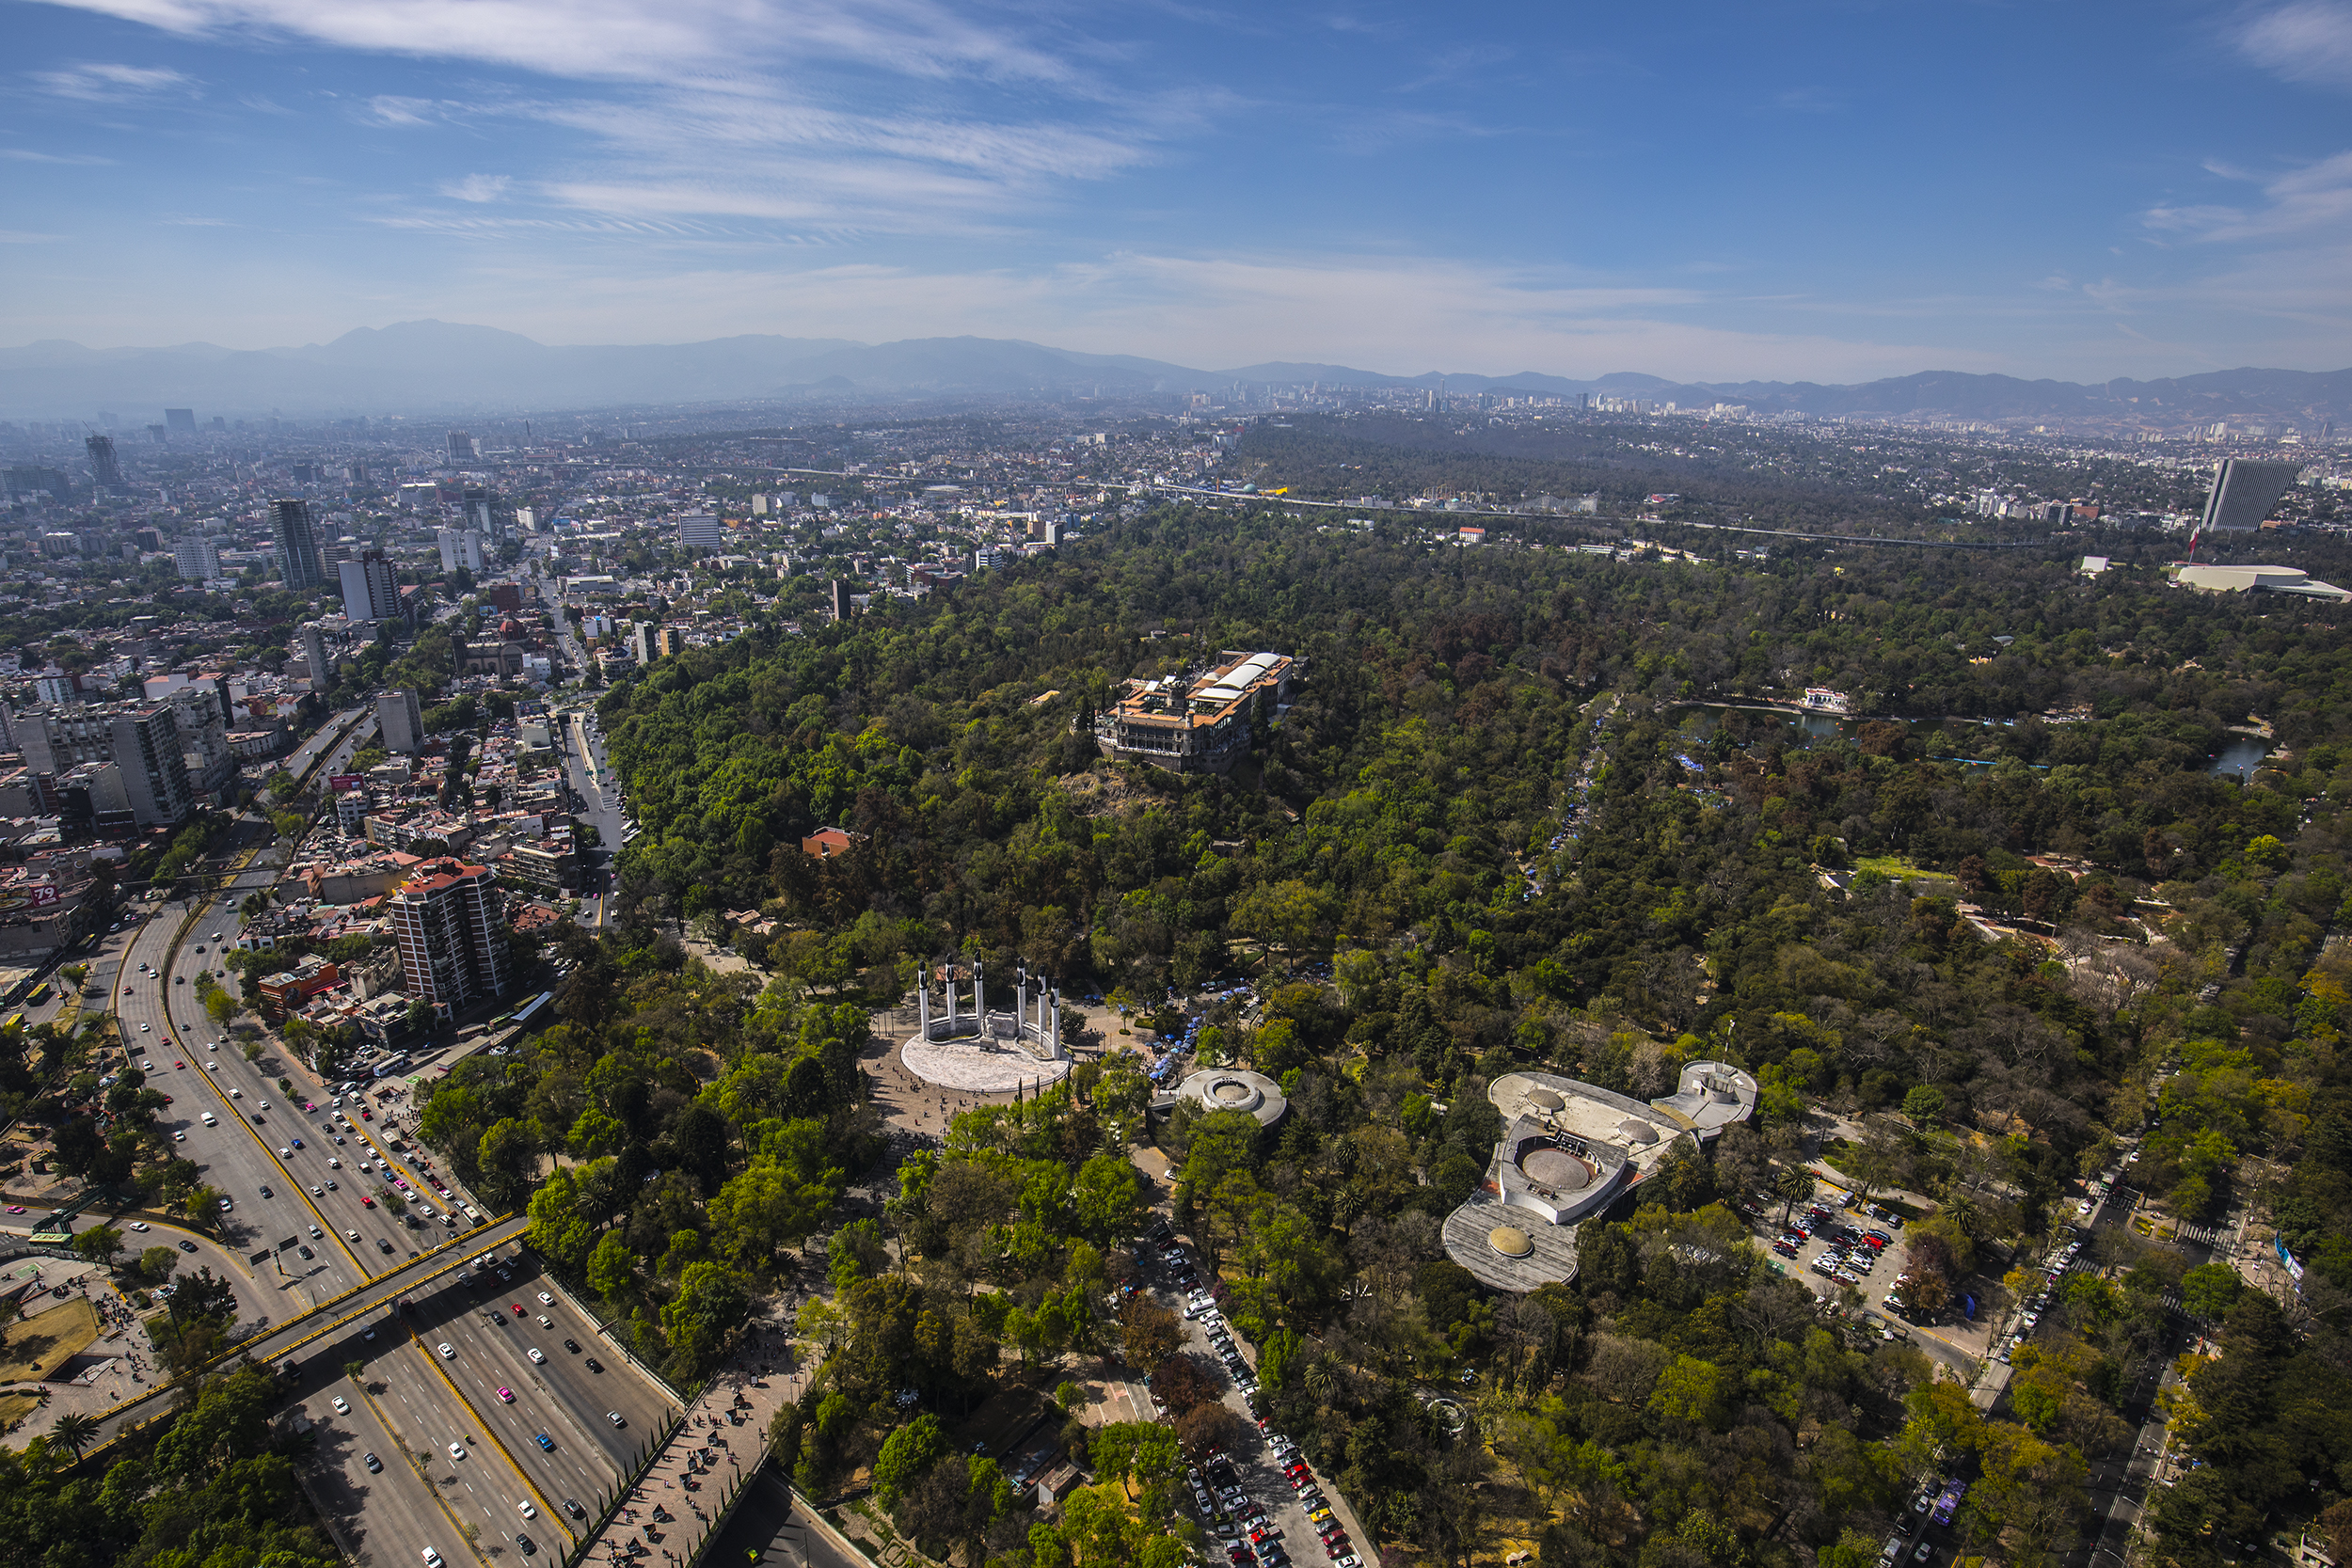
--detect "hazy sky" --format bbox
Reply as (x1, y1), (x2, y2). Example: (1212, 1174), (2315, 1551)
(6, 0), (2352, 382)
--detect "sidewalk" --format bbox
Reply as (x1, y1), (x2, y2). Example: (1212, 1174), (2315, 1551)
(578, 1323), (811, 1567)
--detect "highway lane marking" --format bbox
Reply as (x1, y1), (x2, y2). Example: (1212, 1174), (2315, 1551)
(359, 1372), (494, 1567)
(159, 922), (378, 1286)
(407, 1319), (570, 1536)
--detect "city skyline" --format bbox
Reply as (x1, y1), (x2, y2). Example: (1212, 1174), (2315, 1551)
(6, 0), (2352, 382)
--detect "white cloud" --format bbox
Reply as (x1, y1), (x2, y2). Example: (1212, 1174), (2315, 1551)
(28, 0), (1074, 86)
(361, 94), (443, 126)
(32, 61), (193, 100)
(2239, 1), (2352, 89)
(441, 173), (512, 202)
(0, 148), (116, 164)
(2142, 149), (2352, 241)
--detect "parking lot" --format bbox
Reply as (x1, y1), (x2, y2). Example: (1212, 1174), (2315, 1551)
(1135, 1228), (1367, 1568)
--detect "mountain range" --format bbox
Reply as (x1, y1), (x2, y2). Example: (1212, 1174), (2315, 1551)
(2, 320), (2347, 428)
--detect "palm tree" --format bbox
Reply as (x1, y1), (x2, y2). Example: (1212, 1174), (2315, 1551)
(1774, 1164), (1816, 1226)
(49, 1413), (97, 1458)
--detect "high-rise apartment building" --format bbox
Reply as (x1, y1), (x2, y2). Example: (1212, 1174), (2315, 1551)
(378, 689), (424, 754)
(338, 549), (403, 623)
(271, 499), (324, 589)
(388, 858), (509, 1013)
(164, 408), (198, 435)
(173, 537), (220, 581)
(300, 623), (331, 693)
(86, 434), (120, 490)
(446, 430), (478, 464)
(437, 528), (485, 574)
(18, 703), (193, 828)
(676, 514), (724, 551)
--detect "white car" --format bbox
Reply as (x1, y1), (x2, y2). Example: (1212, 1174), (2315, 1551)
(528, 1348), (546, 1364)
(140, 1022), (151, 1032)
(207, 1062), (217, 1070)
(129, 1221), (150, 1232)
(174, 1131), (186, 1142)
(438, 1343), (455, 1358)
(346, 1228), (361, 1242)
(422, 1552), (443, 1568)
(329, 1159), (342, 1168)
(309, 1224), (322, 1238)
(331, 1396), (350, 1414)
(229, 1088), (242, 1099)
(518, 1502), (537, 1519)
(259, 1101), (270, 1110)
(448, 1442), (466, 1460)
(537, 1291), (553, 1306)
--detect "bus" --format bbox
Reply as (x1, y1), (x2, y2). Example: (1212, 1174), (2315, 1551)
(26, 981), (51, 1006)
(2, 1012), (24, 1034)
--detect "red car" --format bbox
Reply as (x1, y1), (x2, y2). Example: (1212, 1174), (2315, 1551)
(512, 1304), (527, 1318)
(360, 1195), (374, 1207)
(360, 1109), (373, 1120)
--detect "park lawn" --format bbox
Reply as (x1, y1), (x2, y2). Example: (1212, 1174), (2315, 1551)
(0, 1296), (100, 1382)
(0, 1390), (40, 1433)
(1851, 854), (1957, 887)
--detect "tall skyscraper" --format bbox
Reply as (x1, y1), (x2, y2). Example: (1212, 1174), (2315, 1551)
(2201, 459), (2302, 532)
(164, 408), (198, 435)
(389, 858), (510, 1013)
(378, 689), (424, 754)
(677, 513), (724, 551)
(300, 622), (331, 693)
(86, 434), (120, 490)
(271, 498), (324, 589)
(446, 430), (478, 464)
(338, 549), (404, 623)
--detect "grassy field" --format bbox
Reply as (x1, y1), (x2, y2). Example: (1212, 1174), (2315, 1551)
(1851, 854), (1957, 887)
(0, 1296), (99, 1382)
(0, 1390), (40, 1433)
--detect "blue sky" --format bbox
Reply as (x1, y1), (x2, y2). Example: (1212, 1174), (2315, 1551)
(6, 0), (2352, 382)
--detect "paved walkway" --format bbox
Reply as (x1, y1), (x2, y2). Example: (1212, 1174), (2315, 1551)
(578, 1323), (811, 1568)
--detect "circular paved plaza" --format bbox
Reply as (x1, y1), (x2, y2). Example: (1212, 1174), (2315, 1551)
(900, 1035), (1072, 1094)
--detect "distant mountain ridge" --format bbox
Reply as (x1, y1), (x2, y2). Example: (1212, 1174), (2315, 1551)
(1, 319), (2346, 425)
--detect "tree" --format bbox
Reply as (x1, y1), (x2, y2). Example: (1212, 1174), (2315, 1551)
(168, 1265), (240, 1328)
(588, 1231), (636, 1299)
(873, 1413), (947, 1507)
(48, 1412), (97, 1458)
(526, 1169), (597, 1273)
(73, 1225), (125, 1268)
(1174, 1400), (1248, 1461)
(828, 1219), (889, 1291)
(136, 1244), (180, 1283)
(660, 1260), (750, 1379)
(1072, 1153), (1144, 1250)
(1774, 1164), (1817, 1224)
(1119, 1297), (1181, 1370)
(1903, 1085), (1947, 1125)
(2180, 1262), (2244, 1322)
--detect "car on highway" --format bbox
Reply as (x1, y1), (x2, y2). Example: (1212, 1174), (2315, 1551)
(448, 1441), (467, 1460)
(258, 1185), (272, 1199)
(140, 1022), (150, 1032)
(297, 1245), (314, 1259)
(584, 1356), (603, 1372)
(514, 1534), (534, 1556)
(128, 1220), (149, 1232)
(309, 1224), (322, 1238)
(229, 1087), (241, 1099)
(537, 1291), (553, 1305)
(562, 1338), (580, 1354)
(331, 1396), (349, 1414)
(177, 1239), (198, 1252)
(174, 1059), (184, 1069)
(345, 1228), (360, 1242)
(512, 1304), (527, 1317)
(536, 1313), (552, 1328)
(498, 1386), (515, 1402)
(535, 1433), (556, 1451)
(362, 1451), (382, 1472)
(607, 1411), (626, 1427)
(376, 1238), (394, 1254)
(207, 1061), (217, 1070)
(174, 1130), (186, 1142)
(360, 1195), (373, 1207)
(528, 1347), (546, 1363)
(518, 1501), (537, 1519)
(423, 1550), (444, 1567)
(218, 1197), (232, 1212)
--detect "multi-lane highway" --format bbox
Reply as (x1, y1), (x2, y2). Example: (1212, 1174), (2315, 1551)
(96, 701), (681, 1562)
